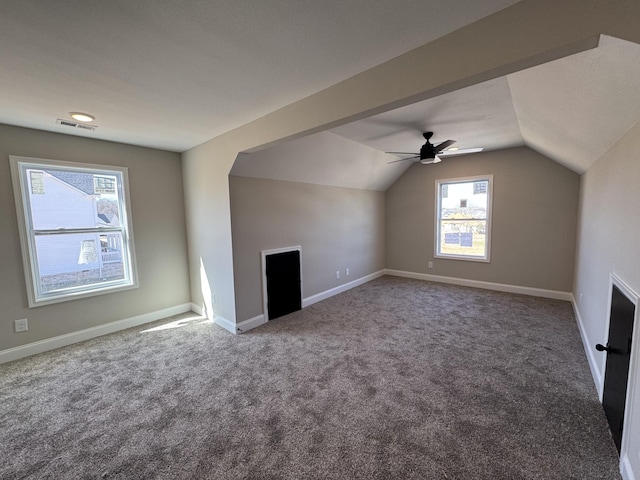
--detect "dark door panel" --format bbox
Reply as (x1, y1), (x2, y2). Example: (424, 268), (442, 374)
(600, 284), (635, 453)
(266, 250), (301, 320)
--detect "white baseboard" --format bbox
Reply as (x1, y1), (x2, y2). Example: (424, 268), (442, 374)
(216, 270), (572, 336)
(571, 297), (604, 399)
(229, 270), (386, 334)
(384, 269), (573, 301)
(0, 303), (193, 365)
(621, 453), (637, 480)
(192, 303), (246, 335)
(191, 302), (204, 316)
(212, 313), (266, 335)
(302, 270), (386, 308)
(236, 314), (267, 334)
(213, 315), (237, 335)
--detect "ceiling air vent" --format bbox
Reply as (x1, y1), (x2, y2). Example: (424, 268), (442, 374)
(56, 118), (98, 131)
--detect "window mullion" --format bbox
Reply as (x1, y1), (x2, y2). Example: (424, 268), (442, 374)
(33, 227), (123, 236)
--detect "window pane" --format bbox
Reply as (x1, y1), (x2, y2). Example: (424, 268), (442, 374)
(35, 232), (126, 294)
(438, 220), (487, 257)
(27, 168), (122, 230)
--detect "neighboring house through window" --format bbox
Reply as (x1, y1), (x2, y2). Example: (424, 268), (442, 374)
(435, 175), (493, 262)
(10, 156), (137, 306)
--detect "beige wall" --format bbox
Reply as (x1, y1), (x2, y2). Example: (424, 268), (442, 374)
(0, 124), (190, 351)
(229, 176), (385, 321)
(183, 0), (640, 328)
(386, 147), (579, 292)
(181, 142), (238, 323)
(574, 119), (640, 474)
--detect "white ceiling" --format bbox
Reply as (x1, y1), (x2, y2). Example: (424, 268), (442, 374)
(3, 2), (640, 191)
(235, 36), (640, 190)
(509, 35), (640, 172)
(330, 35), (640, 175)
(231, 131), (408, 191)
(329, 75), (524, 166)
(0, 0), (520, 152)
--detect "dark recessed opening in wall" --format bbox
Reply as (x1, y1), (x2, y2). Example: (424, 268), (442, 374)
(262, 248), (302, 321)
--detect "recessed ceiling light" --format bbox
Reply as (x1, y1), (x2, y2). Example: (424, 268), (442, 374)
(69, 112), (95, 123)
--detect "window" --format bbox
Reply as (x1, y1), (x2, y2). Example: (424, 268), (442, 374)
(10, 156), (138, 306)
(93, 175), (116, 194)
(435, 175), (493, 262)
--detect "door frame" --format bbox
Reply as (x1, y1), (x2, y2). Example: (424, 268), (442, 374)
(602, 273), (640, 461)
(261, 246), (302, 321)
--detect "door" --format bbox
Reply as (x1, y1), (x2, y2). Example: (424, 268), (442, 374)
(265, 250), (301, 320)
(598, 284), (636, 453)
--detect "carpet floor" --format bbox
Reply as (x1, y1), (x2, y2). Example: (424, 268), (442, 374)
(0, 276), (620, 479)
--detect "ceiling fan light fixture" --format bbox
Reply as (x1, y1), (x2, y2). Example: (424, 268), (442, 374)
(420, 156), (441, 165)
(439, 147), (483, 156)
(69, 112), (96, 123)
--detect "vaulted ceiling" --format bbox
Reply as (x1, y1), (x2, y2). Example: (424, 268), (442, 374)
(0, 0), (520, 151)
(2, 1), (640, 192)
(233, 35), (640, 190)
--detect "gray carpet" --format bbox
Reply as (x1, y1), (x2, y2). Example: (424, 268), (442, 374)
(0, 276), (620, 479)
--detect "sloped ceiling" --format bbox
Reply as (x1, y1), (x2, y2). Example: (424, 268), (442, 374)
(0, 0), (520, 152)
(2, 2), (640, 189)
(234, 35), (640, 190)
(509, 35), (640, 172)
(230, 131), (405, 191)
(330, 76), (523, 157)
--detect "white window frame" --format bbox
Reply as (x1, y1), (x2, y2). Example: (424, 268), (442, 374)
(9, 156), (138, 307)
(434, 174), (493, 263)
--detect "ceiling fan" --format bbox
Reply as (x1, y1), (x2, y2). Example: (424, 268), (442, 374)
(386, 131), (456, 165)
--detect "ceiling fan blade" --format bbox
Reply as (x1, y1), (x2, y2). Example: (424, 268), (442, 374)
(385, 152), (419, 155)
(387, 155), (419, 164)
(434, 139), (456, 152)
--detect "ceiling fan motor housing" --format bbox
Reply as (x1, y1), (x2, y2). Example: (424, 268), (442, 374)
(419, 131), (436, 159)
(420, 142), (436, 160)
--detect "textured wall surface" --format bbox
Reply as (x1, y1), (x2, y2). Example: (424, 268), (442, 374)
(230, 176), (385, 321)
(386, 147), (579, 292)
(574, 119), (640, 475)
(0, 124), (190, 351)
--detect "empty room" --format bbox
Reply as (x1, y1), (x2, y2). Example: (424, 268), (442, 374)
(1, 1), (640, 479)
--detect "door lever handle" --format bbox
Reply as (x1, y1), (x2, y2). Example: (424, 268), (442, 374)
(595, 343), (613, 353)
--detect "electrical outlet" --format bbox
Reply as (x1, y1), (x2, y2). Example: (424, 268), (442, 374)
(14, 318), (28, 333)
(428, 261), (433, 269)
(336, 270), (340, 279)
(346, 268), (350, 276)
